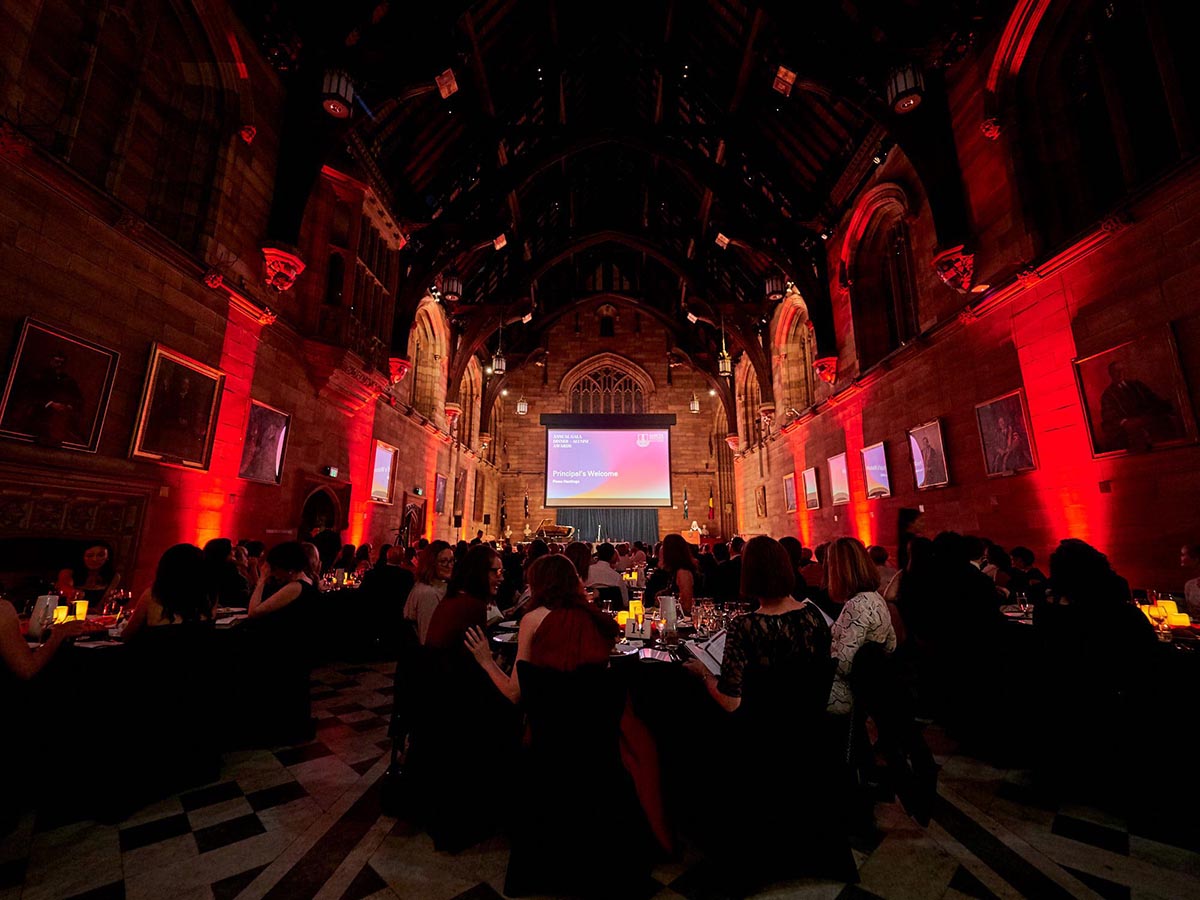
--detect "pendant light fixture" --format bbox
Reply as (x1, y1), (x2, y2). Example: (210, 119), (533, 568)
(689, 393), (700, 414)
(492, 318), (507, 375)
(717, 317), (733, 378)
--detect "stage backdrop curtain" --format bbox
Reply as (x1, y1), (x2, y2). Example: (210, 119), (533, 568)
(553, 508), (658, 546)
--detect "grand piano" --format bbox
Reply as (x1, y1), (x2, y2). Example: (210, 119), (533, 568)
(533, 518), (575, 541)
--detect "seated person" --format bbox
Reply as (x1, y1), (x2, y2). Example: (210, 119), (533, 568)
(403, 541), (453, 644)
(684, 536), (854, 887)
(586, 542), (629, 608)
(122, 543), (215, 641)
(248, 541), (320, 621)
(826, 537), (897, 716)
(0, 598), (86, 679)
(203, 538), (249, 609)
(56, 540), (121, 611)
(465, 554), (619, 702)
(424, 545), (503, 649)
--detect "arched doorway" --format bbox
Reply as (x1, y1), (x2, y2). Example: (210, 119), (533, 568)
(300, 487), (342, 568)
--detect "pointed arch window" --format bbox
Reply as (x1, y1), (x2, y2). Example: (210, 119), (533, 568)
(569, 366), (646, 414)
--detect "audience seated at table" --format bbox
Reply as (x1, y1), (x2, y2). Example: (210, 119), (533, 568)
(248, 541), (320, 621)
(1180, 542), (1200, 619)
(0, 597), (87, 680)
(564, 540), (593, 584)
(1032, 539), (1156, 797)
(1008, 545), (1048, 601)
(403, 541), (452, 645)
(360, 546), (415, 605)
(122, 543), (216, 642)
(301, 541), (322, 586)
(684, 536), (855, 889)
(586, 541), (629, 608)
(826, 537), (898, 716)
(464, 554), (620, 702)
(332, 543), (357, 574)
(406, 544), (519, 852)
(55, 540), (121, 611)
(654, 533), (698, 614)
(202, 538), (249, 610)
(777, 535), (814, 610)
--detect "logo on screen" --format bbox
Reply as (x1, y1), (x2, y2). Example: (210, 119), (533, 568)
(635, 432), (666, 448)
(636, 434), (649, 448)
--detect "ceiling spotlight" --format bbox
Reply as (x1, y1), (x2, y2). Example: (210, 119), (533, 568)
(872, 145), (889, 165)
(708, 388), (717, 396)
(501, 388), (509, 396)
(485, 366), (493, 375)
(819, 227), (832, 241)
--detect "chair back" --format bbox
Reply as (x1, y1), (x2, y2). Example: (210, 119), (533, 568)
(590, 585), (624, 609)
(517, 661), (624, 763)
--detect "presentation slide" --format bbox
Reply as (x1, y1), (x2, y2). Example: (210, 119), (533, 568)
(545, 428), (671, 507)
(861, 442), (892, 499)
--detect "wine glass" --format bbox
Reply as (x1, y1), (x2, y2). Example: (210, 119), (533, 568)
(1014, 591), (1030, 617)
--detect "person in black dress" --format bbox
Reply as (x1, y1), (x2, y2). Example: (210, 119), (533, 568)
(684, 536), (855, 889)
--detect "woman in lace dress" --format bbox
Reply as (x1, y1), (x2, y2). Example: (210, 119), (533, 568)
(827, 537), (897, 715)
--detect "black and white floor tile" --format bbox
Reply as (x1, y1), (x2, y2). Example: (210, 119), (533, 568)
(3, 661), (1199, 900)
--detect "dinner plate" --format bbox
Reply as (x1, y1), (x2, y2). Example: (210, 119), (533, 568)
(610, 644), (639, 656)
(497, 620), (520, 630)
(491, 631), (519, 643)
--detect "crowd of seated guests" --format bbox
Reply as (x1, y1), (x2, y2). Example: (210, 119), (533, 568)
(5, 520), (1193, 889)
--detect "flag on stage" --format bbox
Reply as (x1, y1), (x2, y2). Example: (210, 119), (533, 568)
(708, 485), (715, 520)
(683, 487), (689, 519)
(524, 493), (529, 517)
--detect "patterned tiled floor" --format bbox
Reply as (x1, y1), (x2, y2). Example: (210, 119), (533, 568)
(3, 661), (1199, 900)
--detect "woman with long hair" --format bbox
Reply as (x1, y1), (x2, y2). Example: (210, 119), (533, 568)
(248, 541), (319, 621)
(684, 536), (854, 888)
(121, 544), (215, 641)
(826, 537), (897, 715)
(403, 540), (453, 644)
(464, 554), (619, 702)
(424, 545), (503, 649)
(332, 544), (356, 574)
(655, 532), (698, 615)
(56, 540), (121, 611)
(564, 541), (593, 582)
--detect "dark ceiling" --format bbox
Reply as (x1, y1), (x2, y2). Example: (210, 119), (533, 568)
(235, 0), (986, 374)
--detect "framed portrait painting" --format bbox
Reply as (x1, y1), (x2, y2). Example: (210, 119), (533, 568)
(238, 400), (290, 484)
(131, 344), (224, 470)
(975, 389), (1037, 477)
(907, 419), (949, 489)
(434, 473), (448, 513)
(860, 442), (892, 499)
(0, 318), (119, 452)
(1072, 326), (1197, 457)
(782, 472), (798, 513)
(828, 453), (850, 505)
(802, 467), (820, 510)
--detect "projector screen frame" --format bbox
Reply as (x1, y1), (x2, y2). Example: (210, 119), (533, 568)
(540, 413), (677, 509)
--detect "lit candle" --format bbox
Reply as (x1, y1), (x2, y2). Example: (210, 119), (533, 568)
(74, 599), (88, 621)
(616, 611), (629, 626)
(53, 605), (69, 624)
